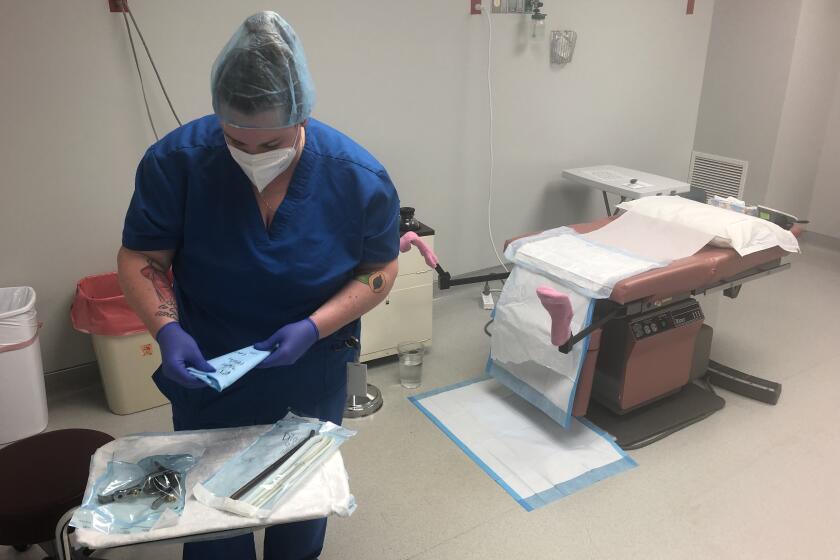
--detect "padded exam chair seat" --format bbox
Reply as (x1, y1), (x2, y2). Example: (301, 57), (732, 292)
(570, 218), (796, 304)
(0, 429), (113, 548)
(505, 219), (800, 418)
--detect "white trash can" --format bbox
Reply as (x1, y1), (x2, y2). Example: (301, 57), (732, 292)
(0, 286), (48, 444)
(89, 332), (166, 415)
(71, 273), (168, 415)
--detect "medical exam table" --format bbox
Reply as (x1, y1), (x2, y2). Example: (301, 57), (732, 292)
(506, 218), (798, 448)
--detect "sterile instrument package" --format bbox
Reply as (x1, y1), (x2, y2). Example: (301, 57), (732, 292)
(187, 345), (270, 391)
(71, 426), (356, 550)
(71, 438), (205, 534)
(193, 416), (355, 519)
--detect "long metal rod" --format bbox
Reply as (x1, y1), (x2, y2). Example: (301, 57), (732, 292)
(248, 437), (333, 508)
(558, 261), (791, 354)
(230, 430), (316, 500)
(693, 262), (790, 297)
(558, 306), (624, 354)
(446, 271), (510, 287)
(436, 263), (510, 290)
(614, 196), (626, 216)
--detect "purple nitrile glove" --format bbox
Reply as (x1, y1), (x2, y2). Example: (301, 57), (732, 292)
(156, 322), (215, 389)
(254, 318), (320, 368)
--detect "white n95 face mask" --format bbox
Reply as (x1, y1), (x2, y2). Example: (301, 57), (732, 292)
(227, 127), (299, 192)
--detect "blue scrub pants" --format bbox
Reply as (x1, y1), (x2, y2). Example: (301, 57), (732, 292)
(172, 378), (348, 560)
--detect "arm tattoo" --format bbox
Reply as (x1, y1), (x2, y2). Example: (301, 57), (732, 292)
(156, 304), (178, 320)
(140, 258), (179, 320)
(354, 270), (387, 293)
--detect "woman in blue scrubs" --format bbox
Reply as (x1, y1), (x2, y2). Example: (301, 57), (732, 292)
(117, 12), (400, 560)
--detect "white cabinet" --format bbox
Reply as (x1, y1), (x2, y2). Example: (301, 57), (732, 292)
(360, 235), (434, 361)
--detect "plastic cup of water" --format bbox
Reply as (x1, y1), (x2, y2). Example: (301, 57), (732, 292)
(397, 341), (425, 389)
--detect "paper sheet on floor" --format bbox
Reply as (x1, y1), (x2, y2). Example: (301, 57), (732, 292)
(410, 378), (636, 511)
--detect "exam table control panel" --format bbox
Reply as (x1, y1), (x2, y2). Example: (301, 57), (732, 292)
(629, 303), (704, 341)
(595, 299), (705, 413)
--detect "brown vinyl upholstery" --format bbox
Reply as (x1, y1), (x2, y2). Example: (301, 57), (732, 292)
(506, 219), (800, 417)
(510, 218), (799, 304)
(0, 429), (114, 546)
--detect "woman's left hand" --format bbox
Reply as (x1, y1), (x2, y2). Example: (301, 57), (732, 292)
(254, 318), (320, 368)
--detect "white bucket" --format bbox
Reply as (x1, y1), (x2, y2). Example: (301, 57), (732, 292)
(91, 332), (167, 415)
(0, 287), (48, 443)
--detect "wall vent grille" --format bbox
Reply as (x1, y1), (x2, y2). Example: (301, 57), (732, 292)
(688, 151), (748, 199)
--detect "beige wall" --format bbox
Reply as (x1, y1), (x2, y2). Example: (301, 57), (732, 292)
(808, 69), (840, 238)
(765, 0), (840, 219)
(693, 0), (803, 204)
(694, 0), (840, 226)
(0, 0), (714, 373)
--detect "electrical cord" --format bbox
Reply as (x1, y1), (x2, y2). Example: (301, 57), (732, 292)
(701, 373), (718, 396)
(122, 10), (158, 140)
(125, 1), (182, 126)
(482, 4), (509, 273)
(483, 318), (494, 337)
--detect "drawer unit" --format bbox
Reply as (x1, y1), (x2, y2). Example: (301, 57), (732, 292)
(360, 234), (434, 361)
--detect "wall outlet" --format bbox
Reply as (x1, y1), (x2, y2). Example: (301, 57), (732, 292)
(481, 292), (495, 310)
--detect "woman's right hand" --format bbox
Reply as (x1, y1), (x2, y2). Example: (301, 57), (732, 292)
(156, 322), (215, 389)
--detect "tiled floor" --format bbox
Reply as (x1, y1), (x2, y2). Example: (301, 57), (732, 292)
(2, 240), (838, 560)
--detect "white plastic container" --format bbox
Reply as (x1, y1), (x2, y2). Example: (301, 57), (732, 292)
(0, 287), (48, 444)
(71, 273), (168, 415)
(91, 332), (168, 415)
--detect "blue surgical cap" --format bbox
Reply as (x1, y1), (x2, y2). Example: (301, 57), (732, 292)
(211, 12), (315, 129)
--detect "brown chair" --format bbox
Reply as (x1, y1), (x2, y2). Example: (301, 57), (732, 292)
(0, 429), (113, 559)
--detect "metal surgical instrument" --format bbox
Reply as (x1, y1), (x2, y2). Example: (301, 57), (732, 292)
(230, 429), (317, 501)
(97, 461), (184, 510)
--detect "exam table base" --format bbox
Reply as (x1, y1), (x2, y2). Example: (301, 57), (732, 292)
(585, 382), (725, 450)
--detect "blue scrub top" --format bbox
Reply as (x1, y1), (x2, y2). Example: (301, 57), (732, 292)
(122, 116), (400, 419)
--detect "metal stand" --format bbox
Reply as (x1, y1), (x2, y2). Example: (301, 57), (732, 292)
(602, 191), (626, 216)
(344, 384), (383, 419)
(435, 265), (509, 290)
(343, 337), (383, 419)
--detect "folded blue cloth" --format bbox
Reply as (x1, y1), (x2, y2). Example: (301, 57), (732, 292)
(188, 346), (271, 392)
